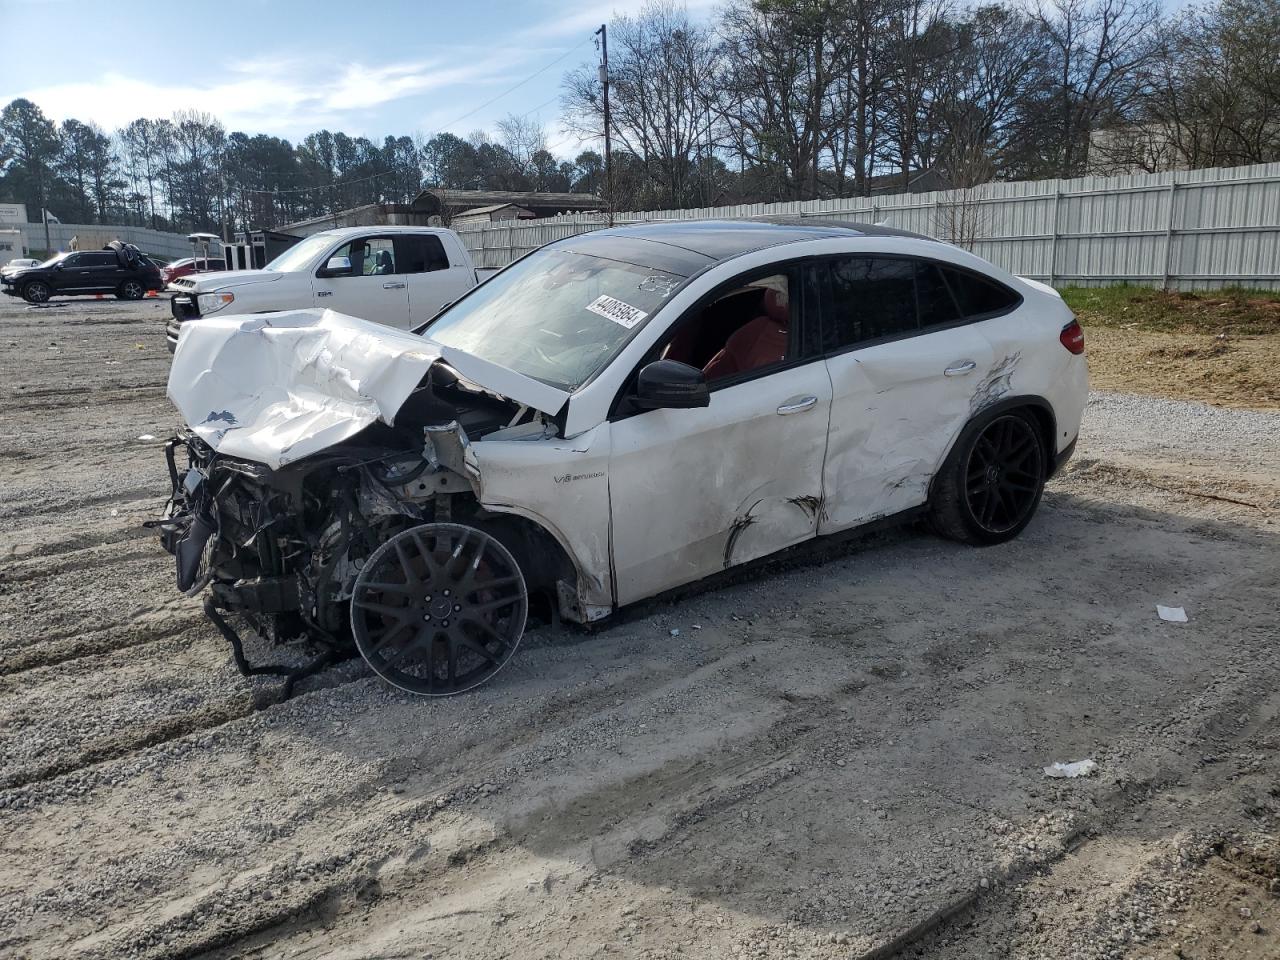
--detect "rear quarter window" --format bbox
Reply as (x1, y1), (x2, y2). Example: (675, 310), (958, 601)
(942, 267), (1021, 318)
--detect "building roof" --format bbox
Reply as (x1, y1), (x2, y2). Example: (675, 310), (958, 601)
(454, 203), (536, 218)
(412, 189), (605, 217)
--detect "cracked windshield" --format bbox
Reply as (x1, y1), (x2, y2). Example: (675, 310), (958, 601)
(423, 248), (686, 390)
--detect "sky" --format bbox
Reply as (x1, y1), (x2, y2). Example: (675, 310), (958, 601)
(0, 0), (714, 157)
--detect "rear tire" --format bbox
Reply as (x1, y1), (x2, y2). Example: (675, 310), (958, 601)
(929, 408), (1047, 545)
(117, 280), (145, 300)
(22, 280), (51, 304)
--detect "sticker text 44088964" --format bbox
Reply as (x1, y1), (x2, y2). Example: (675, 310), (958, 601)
(585, 294), (648, 329)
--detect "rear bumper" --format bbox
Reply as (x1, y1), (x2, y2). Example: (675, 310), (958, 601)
(1049, 436), (1078, 479)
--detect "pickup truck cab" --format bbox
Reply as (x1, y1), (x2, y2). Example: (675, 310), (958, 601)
(166, 226), (478, 351)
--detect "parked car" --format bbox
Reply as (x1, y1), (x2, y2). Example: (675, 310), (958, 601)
(152, 219), (1088, 698)
(161, 256), (227, 285)
(164, 226), (479, 351)
(1, 257), (40, 279)
(1, 242), (163, 303)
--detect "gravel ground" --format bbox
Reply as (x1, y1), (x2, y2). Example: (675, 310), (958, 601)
(1, 296), (1278, 960)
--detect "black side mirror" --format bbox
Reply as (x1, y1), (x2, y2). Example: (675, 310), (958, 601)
(634, 359), (710, 410)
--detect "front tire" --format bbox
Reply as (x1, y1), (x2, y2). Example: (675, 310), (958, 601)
(930, 409), (1046, 545)
(22, 280), (51, 304)
(117, 280), (145, 300)
(350, 522), (529, 696)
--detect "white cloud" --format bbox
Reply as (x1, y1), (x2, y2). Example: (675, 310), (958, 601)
(10, 50), (526, 139)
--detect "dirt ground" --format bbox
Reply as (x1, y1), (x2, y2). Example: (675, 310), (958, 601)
(1063, 287), (1280, 409)
(1, 294), (1278, 960)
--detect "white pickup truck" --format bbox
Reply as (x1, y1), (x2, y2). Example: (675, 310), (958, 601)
(166, 226), (479, 352)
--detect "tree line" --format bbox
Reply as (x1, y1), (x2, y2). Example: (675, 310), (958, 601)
(0, 104), (605, 236)
(0, 0), (1276, 234)
(565, 0), (1280, 208)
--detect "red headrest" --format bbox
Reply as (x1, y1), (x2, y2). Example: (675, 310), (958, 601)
(762, 287), (788, 324)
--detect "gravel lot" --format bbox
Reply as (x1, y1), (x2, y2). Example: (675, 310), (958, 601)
(1, 296), (1278, 960)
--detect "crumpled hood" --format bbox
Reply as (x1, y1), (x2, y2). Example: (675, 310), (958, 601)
(167, 309), (568, 469)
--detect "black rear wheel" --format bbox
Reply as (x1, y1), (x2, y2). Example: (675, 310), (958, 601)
(350, 523), (528, 696)
(22, 280), (51, 304)
(930, 409), (1046, 545)
(117, 279), (146, 300)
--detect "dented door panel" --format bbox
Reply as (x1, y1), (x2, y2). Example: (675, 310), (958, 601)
(608, 362), (833, 606)
(820, 325), (996, 533)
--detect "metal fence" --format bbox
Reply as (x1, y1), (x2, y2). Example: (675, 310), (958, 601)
(12, 222), (194, 261)
(455, 161), (1280, 291)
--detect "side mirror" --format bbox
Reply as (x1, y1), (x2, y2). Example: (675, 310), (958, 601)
(53, 262), (64, 270)
(634, 359), (710, 410)
(319, 255), (352, 278)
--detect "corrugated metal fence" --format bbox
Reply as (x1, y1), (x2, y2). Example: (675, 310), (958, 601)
(14, 222), (194, 260)
(455, 161), (1280, 291)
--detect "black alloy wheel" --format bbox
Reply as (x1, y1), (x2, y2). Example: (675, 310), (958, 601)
(962, 413), (1045, 535)
(22, 280), (51, 304)
(350, 523), (528, 696)
(118, 279), (146, 300)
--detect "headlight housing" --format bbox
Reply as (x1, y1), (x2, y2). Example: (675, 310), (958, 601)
(197, 291), (235, 315)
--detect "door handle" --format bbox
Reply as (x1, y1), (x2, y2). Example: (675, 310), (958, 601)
(382, 281), (406, 289)
(944, 360), (977, 377)
(777, 395), (818, 415)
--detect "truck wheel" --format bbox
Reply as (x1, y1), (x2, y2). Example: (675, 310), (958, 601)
(117, 280), (146, 300)
(22, 280), (51, 304)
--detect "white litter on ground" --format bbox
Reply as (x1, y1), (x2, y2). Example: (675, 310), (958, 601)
(1157, 605), (1188, 622)
(1043, 759), (1098, 779)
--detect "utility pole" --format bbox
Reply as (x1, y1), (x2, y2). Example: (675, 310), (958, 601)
(596, 23), (614, 226)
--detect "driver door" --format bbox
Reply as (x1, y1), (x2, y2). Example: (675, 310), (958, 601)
(313, 235), (409, 327)
(607, 267), (833, 606)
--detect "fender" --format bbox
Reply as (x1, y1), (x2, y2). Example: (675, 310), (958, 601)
(929, 395), (1060, 501)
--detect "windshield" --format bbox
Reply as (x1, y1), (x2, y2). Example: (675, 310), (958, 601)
(39, 253), (68, 267)
(264, 233), (336, 273)
(423, 248), (688, 390)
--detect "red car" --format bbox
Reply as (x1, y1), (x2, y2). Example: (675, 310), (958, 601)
(161, 257), (227, 285)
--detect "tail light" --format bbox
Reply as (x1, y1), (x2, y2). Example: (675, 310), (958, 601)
(1060, 319), (1085, 355)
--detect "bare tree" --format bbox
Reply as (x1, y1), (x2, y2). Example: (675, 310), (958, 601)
(563, 2), (720, 208)
(1032, 0), (1162, 176)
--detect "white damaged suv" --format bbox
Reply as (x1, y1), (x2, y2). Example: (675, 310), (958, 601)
(152, 219), (1087, 697)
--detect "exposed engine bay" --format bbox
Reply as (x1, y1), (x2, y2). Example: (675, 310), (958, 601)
(152, 358), (563, 697)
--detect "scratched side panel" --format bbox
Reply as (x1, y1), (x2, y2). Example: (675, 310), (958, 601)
(470, 424), (614, 613)
(979, 287), (1087, 453)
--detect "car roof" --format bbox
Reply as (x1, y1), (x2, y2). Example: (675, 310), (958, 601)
(568, 218), (938, 267)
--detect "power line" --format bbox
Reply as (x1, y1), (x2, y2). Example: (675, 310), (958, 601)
(437, 38), (592, 132)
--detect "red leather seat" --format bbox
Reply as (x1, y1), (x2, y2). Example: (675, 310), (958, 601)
(702, 288), (789, 380)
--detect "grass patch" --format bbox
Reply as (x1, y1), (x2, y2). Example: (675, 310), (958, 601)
(1059, 285), (1280, 336)
(1056, 285), (1280, 408)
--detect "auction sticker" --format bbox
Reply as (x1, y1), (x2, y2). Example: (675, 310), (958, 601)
(585, 294), (648, 329)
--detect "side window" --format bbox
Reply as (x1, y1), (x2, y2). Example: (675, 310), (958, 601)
(360, 238), (396, 276)
(326, 237), (397, 277)
(915, 262), (960, 329)
(941, 267), (1020, 318)
(659, 272), (793, 385)
(395, 235), (450, 274)
(62, 254), (83, 268)
(83, 252), (116, 267)
(823, 257), (918, 350)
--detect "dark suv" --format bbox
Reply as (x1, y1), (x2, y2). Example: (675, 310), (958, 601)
(0, 242), (164, 303)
